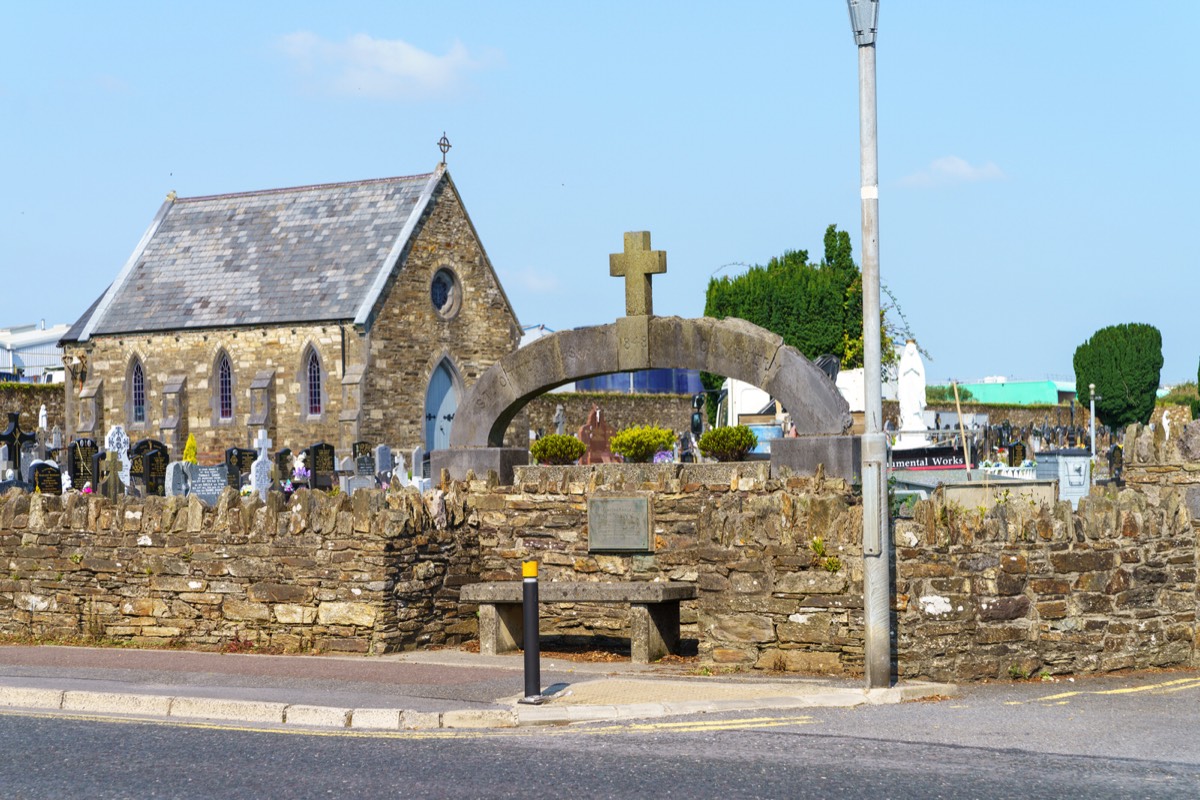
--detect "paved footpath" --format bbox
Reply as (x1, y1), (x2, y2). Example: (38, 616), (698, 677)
(0, 645), (950, 729)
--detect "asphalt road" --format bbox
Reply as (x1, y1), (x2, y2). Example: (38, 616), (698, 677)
(1, 672), (1197, 799)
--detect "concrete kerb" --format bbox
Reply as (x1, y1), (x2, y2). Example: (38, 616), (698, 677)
(0, 682), (957, 730)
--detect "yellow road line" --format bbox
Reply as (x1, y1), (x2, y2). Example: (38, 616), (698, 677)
(1037, 676), (1200, 704)
(1094, 677), (1200, 695)
(1152, 680), (1200, 695)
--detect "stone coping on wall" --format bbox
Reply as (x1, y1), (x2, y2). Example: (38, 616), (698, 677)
(512, 461), (771, 489)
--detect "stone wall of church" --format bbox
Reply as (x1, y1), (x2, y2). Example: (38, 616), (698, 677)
(359, 177), (522, 452)
(64, 324), (357, 463)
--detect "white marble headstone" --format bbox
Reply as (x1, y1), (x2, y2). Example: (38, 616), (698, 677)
(250, 429), (273, 501)
(105, 425), (132, 488)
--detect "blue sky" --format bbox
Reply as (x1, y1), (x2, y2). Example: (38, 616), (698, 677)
(3, 2), (1196, 385)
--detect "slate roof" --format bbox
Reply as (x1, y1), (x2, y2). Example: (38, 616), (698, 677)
(66, 169), (445, 341)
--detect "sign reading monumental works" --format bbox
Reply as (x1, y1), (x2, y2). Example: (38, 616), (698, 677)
(587, 495), (652, 552)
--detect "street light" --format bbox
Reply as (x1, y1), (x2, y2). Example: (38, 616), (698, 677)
(847, 0), (890, 690)
(1089, 383), (1097, 457)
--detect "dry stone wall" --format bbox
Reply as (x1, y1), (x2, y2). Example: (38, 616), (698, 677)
(894, 488), (1196, 680)
(464, 464), (866, 673)
(0, 420), (1196, 681)
(0, 486), (479, 654)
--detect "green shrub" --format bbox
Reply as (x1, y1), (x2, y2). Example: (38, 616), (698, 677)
(610, 425), (676, 463)
(530, 434), (586, 465)
(698, 425), (758, 461)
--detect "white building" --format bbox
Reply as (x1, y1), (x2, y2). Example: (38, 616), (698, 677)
(0, 322), (71, 383)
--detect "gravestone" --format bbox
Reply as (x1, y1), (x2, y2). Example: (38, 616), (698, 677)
(1007, 441), (1028, 467)
(224, 447), (256, 488)
(390, 452), (409, 487)
(141, 443), (170, 494)
(411, 445), (425, 480)
(0, 443), (8, 475)
(165, 461), (191, 497)
(553, 404), (566, 436)
(105, 425), (132, 488)
(374, 444), (394, 477)
(305, 442), (336, 490)
(249, 429), (272, 501)
(31, 462), (63, 495)
(20, 442), (38, 482)
(0, 413), (37, 479)
(1108, 443), (1124, 485)
(274, 448), (292, 485)
(95, 451), (124, 501)
(191, 464), (228, 506)
(345, 476), (375, 494)
(66, 438), (99, 487)
(352, 441), (372, 459)
(131, 439), (168, 495)
(356, 453), (374, 477)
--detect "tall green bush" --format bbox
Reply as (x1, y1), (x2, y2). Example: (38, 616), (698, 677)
(1073, 323), (1163, 429)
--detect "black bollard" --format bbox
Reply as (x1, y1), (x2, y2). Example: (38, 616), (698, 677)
(520, 560), (543, 703)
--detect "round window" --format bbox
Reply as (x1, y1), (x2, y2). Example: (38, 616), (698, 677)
(430, 268), (460, 319)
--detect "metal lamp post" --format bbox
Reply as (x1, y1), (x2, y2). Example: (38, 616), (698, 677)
(847, 0), (891, 689)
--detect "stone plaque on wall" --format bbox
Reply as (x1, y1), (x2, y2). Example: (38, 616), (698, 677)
(587, 495), (652, 552)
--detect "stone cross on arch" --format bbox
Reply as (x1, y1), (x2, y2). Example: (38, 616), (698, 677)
(609, 231), (666, 317)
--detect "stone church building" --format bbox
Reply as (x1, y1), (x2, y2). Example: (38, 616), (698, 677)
(60, 165), (521, 466)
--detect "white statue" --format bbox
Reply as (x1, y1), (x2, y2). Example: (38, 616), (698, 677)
(38, 404), (47, 432)
(894, 339), (929, 450)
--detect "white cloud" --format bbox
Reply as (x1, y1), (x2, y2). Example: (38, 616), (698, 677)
(899, 156), (1005, 188)
(278, 32), (499, 100)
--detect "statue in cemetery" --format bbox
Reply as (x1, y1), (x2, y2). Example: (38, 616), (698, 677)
(894, 339), (929, 450)
(577, 405), (619, 465)
(38, 405), (47, 432)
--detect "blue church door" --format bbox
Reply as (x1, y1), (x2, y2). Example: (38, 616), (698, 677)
(425, 361), (459, 451)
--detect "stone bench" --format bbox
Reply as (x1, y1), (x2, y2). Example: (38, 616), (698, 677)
(460, 581), (698, 664)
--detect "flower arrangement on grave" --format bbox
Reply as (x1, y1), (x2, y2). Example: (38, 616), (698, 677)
(609, 425), (676, 463)
(698, 425), (758, 462)
(82, 482), (93, 495)
(529, 434), (586, 465)
(291, 452), (310, 482)
(239, 485), (253, 497)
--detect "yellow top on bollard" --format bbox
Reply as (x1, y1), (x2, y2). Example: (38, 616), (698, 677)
(522, 561), (538, 578)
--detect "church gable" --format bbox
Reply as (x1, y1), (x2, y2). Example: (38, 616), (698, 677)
(357, 174), (522, 450)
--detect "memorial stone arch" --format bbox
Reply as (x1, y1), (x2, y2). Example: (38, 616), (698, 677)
(433, 232), (857, 483)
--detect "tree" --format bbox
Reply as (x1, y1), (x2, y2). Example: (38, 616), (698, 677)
(701, 225), (906, 421)
(1073, 323), (1163, 430)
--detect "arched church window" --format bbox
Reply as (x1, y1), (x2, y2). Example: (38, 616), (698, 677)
(131, 359), (146, 424)
(217, 352), (233, 421)
(306, 348), (322, 416)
